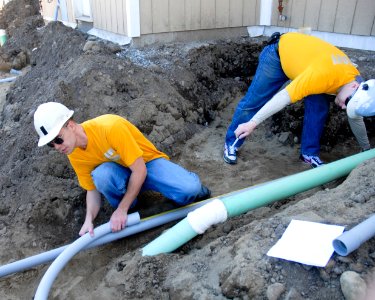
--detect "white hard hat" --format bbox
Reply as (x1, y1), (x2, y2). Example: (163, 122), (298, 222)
(347, 79), (375, 118)
(34, 102), (74, 147)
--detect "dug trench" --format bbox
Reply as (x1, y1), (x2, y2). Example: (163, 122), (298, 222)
(0, 2), (375, 299)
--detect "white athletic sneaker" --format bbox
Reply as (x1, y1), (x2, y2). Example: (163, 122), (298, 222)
(223, 144), (237, 164)
(299, 154), (324, 168)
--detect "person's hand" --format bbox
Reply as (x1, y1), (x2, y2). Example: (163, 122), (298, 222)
(334, 96), (346, 109)
(234, 120), (257, 139)
(79, 220), (94, 237)
(110, 207), (128, 232)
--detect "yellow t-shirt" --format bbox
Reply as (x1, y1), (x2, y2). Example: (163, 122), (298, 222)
(68, 114), (169, 190)
(279, 32), (360, 103)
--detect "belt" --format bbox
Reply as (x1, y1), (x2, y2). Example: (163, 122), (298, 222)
(267, 32), (281, 54)
(267, 32), (281, 45)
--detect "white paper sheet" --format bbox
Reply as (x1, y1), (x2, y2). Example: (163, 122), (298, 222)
(267, 219), (345, 267)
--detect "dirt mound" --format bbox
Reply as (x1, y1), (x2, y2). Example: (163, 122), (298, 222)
(0, 3), (375, 299)
(94, 159), (375, 300)
(0, 0), (41, 70)
(0, 0), (39, 32)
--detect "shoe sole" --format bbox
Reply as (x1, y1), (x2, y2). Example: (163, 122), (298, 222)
(223, 154), (237, 164)
(300, 159), (321, 169)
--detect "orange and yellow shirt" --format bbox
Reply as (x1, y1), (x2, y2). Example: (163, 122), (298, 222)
(279, 32), (360, 103)
(68, 114), (169, 190)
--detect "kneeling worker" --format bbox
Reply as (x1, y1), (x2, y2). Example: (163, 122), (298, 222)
(34, 102), (211, 236)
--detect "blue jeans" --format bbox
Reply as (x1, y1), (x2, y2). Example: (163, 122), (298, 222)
(301, 94), (330, 155)
(91, 158), (208, 207)
(225, 42), (329, 156)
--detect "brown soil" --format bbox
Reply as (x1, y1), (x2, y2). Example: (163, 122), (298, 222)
(0, 1), (375, 299)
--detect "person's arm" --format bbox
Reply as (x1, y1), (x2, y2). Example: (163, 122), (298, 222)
(110, 157), (147, 232)
(79, 189), (101, 237)
(235, 89), (291, 139)
(347, 116), (371, 151)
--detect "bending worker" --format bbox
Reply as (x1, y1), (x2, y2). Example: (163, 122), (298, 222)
(223, 32), (374, 168)
(34, 102), (211, 235)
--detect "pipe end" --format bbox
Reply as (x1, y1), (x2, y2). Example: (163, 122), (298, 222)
(333, 239), (349, 256)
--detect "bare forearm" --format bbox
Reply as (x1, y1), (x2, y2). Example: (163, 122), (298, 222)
(118, 167), (146, 212)
(110, 157), (147, 232)
(85, 189), (101, 222)
(79, 190), (101, 236)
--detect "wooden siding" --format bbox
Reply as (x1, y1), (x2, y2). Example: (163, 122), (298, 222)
(91, 0), (128, 34)
(39, 0), (75, 24)
(140, 0), (259, 35)
(37, 0), (374, 38)
(271, 0), (375, 36)
(352, 0), (375, 36)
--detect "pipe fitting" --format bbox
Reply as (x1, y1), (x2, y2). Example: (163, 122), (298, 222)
(187, 199), (228, 234)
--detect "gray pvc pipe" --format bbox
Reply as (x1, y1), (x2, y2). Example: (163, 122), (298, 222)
(0, 200), (210, 278)
(0, 76), (17, 83)
(34, 222), (111, 300)
(34, 212), (141, 299)
(333, 214), (375, 256)
(10, 69), (22, 75)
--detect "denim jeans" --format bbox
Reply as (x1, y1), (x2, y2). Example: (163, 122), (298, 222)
(91, 158), (207, 207)
(301, 94), (330, 155)
(225, 42), (329, 156)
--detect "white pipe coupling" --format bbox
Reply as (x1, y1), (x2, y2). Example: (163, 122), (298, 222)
(187, 199), (228, 234)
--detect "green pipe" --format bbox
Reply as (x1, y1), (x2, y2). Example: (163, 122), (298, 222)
(142, 149), (375, 256)
(143, 219), (198, 254)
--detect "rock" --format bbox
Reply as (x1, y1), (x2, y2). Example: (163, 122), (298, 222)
(337, 256), (352, 264)
(83, 40), (97, 52)
(319, 269), (330, 281)
(340, 271), (367, 300)
(278, 132), (292, 145)
(266, 282), (285, 300)
(0, 61), (11, 72)
(284, 287), (303, 300)
(0, 226), (6, 235)
(349, 262), (364, 273)
(222, 223), (232, 234)
(12, 51), (28, 70)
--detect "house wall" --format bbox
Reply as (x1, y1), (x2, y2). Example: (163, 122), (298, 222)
(89, 0), (259, 36)
(139, 0), (259, 34)
(38, 0), (375, 38)
(272, 0), (375, 36)
(91, 0), (128, 35)
(0, 0), (11, 10)
(40, 0), (75, 24)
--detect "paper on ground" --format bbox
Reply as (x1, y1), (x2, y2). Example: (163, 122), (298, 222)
(267, 220), (345, 267)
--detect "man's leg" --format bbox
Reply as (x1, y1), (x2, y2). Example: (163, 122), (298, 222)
(224, 43), (288, 163)
(300, 94), (330, 167)
(91, 162), (133, 208)
(143, 158), (209, 206)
